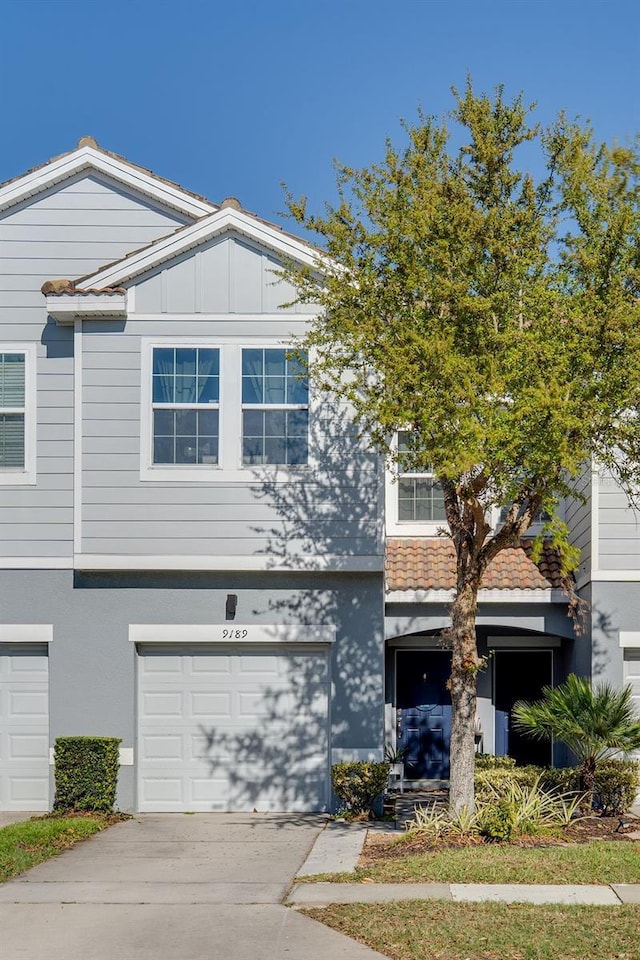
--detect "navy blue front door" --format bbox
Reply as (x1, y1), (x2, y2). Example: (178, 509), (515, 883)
(396, 651), (452, 779)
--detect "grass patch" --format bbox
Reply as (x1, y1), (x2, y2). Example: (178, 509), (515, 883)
(304, 839), (640, 885)
(0, 814), (111, 882)
(302, 901), (640, 960)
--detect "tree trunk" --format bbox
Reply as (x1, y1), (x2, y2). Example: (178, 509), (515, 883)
(580, 756), (597, 812)
(448, 582), (481, 814)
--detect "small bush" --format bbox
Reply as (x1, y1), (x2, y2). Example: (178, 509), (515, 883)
(331, 761), (389, 819)
(475, 765), (543, 798)
(475, 755), (516, 770)
(540, 760), (639, 815)
(478, 798), (516, 841)
(54, 737), (121, 813)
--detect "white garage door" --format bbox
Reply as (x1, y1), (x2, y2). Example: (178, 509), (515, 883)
(0, 645), (50, 811)
(624, 650), (640, 760)
(137, 645), (330, 812)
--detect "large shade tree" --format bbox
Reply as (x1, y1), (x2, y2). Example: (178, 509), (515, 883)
(283, 82), (640, 812)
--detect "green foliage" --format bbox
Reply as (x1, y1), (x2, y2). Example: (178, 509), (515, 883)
(475, 755), (516, 770)
(475, 764), (543, 798)
(54, 737), (121, 813)
(477, 799), (516, 841)
(284, 79), (640, 813)
(541, 760), (640, 815)
(331, 761), (390, 818)
(513, 674), (640, 806)
(0, 816), (108, 882)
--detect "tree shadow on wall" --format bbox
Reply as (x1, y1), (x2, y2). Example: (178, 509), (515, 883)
(194, 398), (386, 811)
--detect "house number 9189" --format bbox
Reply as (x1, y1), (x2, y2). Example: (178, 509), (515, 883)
(221, 629), (249, 640)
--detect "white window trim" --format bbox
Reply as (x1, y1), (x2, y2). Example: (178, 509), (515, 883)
(385, 433), (445, 536)
(140, 336), (312, 482)
(0, 342), (37, 486)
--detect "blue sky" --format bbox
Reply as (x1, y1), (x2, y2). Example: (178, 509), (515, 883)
(0, 0), (637, 229)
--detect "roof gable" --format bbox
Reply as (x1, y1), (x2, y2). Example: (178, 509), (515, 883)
(73, 203), (327, 291)
(0, 138), (216, 219)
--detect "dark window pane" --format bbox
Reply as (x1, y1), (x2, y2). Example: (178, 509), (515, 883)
(242, 348), (263, 376)
(175, 410), (196, 435)
(265, 437), (286, 463)
(174, 376), (197, 403)
(243, 410), (263, 437)
(197, 410), (219, 435)
(197, 376), (219, 403)
(398, 498), (415, 522)
(287, 377), (308, 404)
(175, 437), (197, 464)
(197, 437), (218, 464)
(153, 348), (174, 376)
(153, 436), (174, 464)
(153, 409), (174, 435)
(287, 409), (308, 436)
(264, 377), (285, 403)
(0, 354), (25, 406)
(287, 438), (308, 465)
(153, 374), (173, 403)
(264, 349), (286, 376)
(175, 348), (196, 376)
(242, 378), (261, 403)
(264, 409), (286, 437)
(243, 437), (263, 464)
(286, 353), (307, 378)
(198, 348), (219, 376)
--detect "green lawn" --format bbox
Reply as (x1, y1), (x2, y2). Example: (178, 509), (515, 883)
(0, 816), (109, 882)
(302, 901), (640, 960)
(304, 840), (640, 885)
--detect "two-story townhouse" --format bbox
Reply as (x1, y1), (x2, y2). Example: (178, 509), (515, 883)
(1, 142), (638, 813)
(0, 140), (385, 813)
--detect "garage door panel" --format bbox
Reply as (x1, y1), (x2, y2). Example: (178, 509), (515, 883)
(138, 645), (330, 812)
(624, 651), (640, 761)
(0, 647), (49, 811)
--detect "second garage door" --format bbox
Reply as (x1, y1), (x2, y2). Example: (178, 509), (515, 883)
(137, 644), (330, 812)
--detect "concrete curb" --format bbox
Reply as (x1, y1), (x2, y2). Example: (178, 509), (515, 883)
(288, 881), (636, 906)
(295, 821), (370, 878)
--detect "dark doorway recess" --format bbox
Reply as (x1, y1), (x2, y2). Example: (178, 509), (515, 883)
(396, 650), (452, 779)
(494, 650), (553, 767)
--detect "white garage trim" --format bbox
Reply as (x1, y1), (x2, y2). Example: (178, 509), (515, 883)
(129, 624), (336, 644)
(0, 624), (53, 643)
(619, 632), (640, 648)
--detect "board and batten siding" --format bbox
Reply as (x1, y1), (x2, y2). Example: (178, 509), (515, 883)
(80, 239), (381, 559)
(597, 468), (640, 571)
(133, 233), (311, 315)
(0, 172), (191, 559)
(564, 466), (592, 582)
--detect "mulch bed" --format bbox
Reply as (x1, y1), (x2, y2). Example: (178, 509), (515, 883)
(363, 814), (640, 861)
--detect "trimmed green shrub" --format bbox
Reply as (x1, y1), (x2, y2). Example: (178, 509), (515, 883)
(475, 765), (543, 798)
(475, 755), (516, 770)
(541, 760), (639, 815)
(331, 761), (389, 818)
(54, 737), (121, 813)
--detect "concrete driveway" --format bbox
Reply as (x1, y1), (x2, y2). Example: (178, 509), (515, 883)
(0, 813), (387, 960)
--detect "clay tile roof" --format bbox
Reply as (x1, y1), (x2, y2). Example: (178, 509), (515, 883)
(40, 280), (126, 296)
(386, 538), (566, 593)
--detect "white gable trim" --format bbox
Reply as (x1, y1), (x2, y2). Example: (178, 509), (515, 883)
(79, 207), (328, 289)
(0, 146), (216, 218)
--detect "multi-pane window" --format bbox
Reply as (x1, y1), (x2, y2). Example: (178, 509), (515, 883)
(397, 431), (446, 523)
(0, 352), (26, 469)
(241, 348), (309, 465)
(151, 347), (219, 465)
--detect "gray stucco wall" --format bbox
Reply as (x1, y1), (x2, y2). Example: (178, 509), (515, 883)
(0, 569), (384, 811)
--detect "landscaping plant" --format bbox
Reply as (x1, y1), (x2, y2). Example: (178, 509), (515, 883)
(331, 761), (389, 819)
(513, 675), (640, 808)
(54, 736), (121, 813)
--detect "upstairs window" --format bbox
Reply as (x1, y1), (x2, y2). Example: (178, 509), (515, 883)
(151, 347), (220, 465)
(0, 352), (26, 469)
(241, 348), (308, 465)
(397, 431), (446, 523)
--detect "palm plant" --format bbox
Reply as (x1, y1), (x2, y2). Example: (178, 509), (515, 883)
(512, 674), (640, 809)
